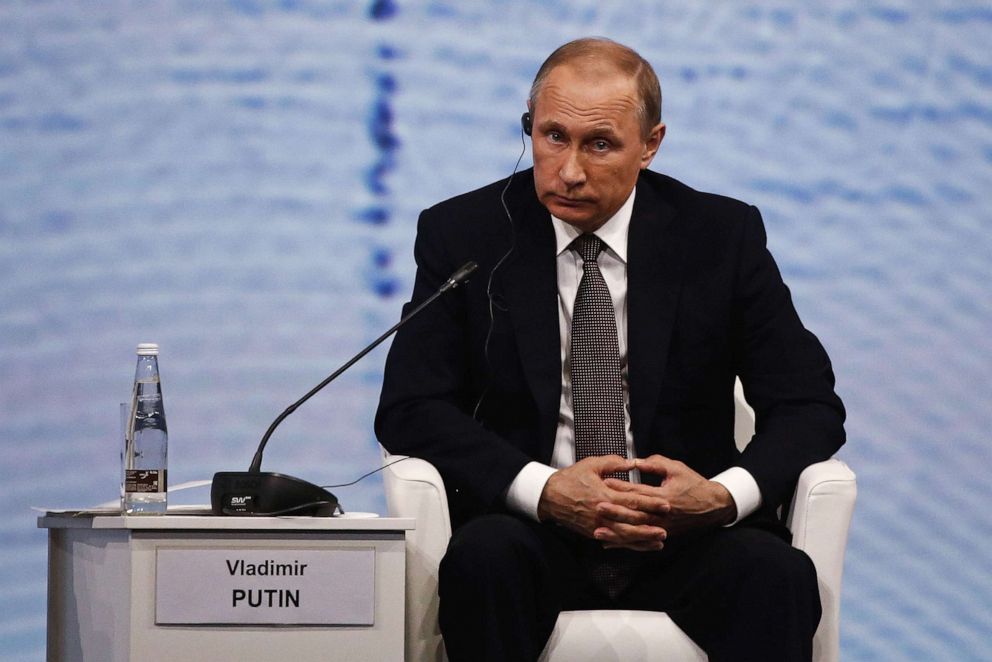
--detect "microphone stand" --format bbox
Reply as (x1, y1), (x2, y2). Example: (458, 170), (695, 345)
(211, 261), (478, 516)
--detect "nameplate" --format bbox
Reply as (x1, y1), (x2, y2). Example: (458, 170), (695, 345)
(155, 547), (375, 625)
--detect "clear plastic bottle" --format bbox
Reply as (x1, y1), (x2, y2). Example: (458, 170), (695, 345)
(123, 343), (168, 514)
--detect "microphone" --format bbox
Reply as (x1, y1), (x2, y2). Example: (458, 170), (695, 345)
(440, 261), (479, 293)
(211, 261), (479, 516)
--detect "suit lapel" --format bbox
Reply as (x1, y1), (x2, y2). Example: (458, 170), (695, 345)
(627, 180), (683, 460)
(497, 172), (684, 464)
(501, 180), (562, 462)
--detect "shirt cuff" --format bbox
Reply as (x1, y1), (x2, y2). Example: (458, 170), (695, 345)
(505, 462), (558, 521)
(710, 466), (762, 526)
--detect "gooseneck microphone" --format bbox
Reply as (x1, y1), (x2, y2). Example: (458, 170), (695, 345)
(211, 261), (479, 516)
(440, 261), (480, 293)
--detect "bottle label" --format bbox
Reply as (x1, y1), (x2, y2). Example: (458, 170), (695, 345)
(125, 469), (167, 493)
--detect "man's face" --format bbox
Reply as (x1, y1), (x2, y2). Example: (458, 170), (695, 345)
(531, 63), (664, 232)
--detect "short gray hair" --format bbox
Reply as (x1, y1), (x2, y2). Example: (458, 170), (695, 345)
(528, 37), (662, 138)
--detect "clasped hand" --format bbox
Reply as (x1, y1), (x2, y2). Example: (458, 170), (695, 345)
(537, 454), (737, 552)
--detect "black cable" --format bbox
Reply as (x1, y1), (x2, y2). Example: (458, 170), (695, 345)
(473, 125), (527, 420)
(319, 456), (412, 489)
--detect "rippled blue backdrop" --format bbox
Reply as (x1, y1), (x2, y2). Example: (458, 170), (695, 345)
(2, 1), (991, 659)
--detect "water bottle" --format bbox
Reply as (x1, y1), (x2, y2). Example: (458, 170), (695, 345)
(123, 343), (168, 514)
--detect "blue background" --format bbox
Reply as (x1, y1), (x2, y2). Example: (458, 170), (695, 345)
(2, 1), (991, 659)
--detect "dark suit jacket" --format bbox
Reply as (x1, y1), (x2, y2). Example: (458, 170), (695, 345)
(375, 168), (845, 529)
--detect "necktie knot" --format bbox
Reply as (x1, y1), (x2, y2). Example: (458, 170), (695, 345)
(572, 234), (604, 265)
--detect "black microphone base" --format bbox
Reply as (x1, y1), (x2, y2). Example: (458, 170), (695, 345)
(211, 471), (338, 517)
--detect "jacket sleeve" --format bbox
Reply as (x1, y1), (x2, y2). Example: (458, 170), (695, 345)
(374, 207), (533, 510)
(732, 206), (847, 508)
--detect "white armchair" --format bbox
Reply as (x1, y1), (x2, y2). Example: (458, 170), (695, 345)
(382, 380), (856, 661)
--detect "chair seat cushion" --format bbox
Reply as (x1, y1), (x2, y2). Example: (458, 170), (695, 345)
(539, 610), (707, 662)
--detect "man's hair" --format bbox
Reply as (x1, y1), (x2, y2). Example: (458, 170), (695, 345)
(528, 37), (662, 138)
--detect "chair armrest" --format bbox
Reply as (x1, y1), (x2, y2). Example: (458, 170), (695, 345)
(786, 458), (857, 662)
(382, 451), (452, 552)
(787, 458), (857, 572)
(381, 449), (452, 662)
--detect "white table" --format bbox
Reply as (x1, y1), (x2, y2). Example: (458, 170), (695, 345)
(39, 511), (414, 662)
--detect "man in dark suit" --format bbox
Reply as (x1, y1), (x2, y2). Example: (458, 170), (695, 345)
(376, 37), (845, 661)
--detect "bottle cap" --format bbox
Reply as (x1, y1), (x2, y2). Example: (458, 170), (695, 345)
(136, 343), (160, 356)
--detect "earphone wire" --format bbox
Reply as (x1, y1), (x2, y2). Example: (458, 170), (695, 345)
(473, 123), (527, 421)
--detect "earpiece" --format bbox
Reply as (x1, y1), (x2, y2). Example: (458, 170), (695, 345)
(521, 112), (532, 136)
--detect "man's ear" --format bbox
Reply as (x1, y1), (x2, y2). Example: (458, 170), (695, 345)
(640, 122), (666, 169)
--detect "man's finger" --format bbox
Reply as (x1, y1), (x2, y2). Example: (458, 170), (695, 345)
(594, 523), (667, 549)
(595, 521), (667, 541)
(587, 454), (636, 473)
(595, 502), (666, 526)
(633, 454), (675, 475)
(615, 494), (671, 515)
(604, 478), (636, 491)
(604, 479), (663, 495)
(603, 482), (672, 513)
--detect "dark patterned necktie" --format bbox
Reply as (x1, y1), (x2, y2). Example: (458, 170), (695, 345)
(570, 234), (629, 480)
(570, 234), (636, 599)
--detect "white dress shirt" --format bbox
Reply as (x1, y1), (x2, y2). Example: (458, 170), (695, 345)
(504, 187), (762, 524)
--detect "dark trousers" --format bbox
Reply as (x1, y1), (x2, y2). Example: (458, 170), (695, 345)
(438, 514), (822, 662)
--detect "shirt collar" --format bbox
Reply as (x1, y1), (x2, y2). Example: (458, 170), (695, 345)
(551, 187), (635, 263)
